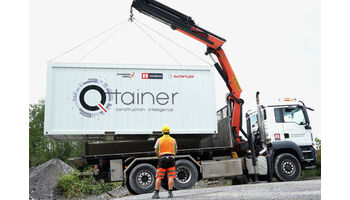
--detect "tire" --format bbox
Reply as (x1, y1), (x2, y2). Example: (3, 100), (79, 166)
(126, 178), (137, 195)
(128, 163), (157, 194)
(274, 153), (301, 181)
(173, 159), (198, 190)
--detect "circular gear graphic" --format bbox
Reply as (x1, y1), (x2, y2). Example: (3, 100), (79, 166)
(73, 78), (113, 118)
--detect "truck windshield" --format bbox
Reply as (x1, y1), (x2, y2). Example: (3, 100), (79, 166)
(274, 107), (306, 124)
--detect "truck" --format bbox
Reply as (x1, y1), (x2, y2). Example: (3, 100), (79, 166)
(44, 0), (317, 195)
(245, 96), (316, 182)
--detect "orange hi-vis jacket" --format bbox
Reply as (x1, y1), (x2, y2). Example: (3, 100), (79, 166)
(156, 135), (177, 156)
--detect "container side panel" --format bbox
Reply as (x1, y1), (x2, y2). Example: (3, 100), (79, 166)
(45, 63), (217, 139)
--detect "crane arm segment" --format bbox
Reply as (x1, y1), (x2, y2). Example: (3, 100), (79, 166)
(131, 0), (243, 142)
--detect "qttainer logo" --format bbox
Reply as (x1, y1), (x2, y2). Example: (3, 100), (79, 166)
(73, 78), (113, 118)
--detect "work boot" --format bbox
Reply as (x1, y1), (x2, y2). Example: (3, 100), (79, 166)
(168, 190), (173, 198)
(152, 190), (160, 199)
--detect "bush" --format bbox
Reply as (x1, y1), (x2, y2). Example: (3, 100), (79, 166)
(56, 168), (120, 198)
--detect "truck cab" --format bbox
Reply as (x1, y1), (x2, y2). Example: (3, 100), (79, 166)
(246, 98), (317, 181)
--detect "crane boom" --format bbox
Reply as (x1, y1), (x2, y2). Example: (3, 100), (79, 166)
(131, 0), (244, 143)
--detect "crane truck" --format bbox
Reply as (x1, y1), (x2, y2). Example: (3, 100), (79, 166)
(44, 0), (317, 195)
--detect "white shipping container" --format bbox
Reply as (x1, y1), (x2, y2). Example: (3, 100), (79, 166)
(44, 62), (217, 141)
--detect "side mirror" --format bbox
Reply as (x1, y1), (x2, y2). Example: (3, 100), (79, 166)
(305, 125), (312, 130)
(301, 106), (311, 126)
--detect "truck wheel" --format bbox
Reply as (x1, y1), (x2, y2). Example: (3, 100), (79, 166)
(174, 159), (198, 189)
(274, 153), (301, 181)
(128, 163), (157, 194)
(126, 178), (137, 195)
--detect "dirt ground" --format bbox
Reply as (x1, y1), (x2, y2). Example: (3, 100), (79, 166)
(117, 179), (321, 200)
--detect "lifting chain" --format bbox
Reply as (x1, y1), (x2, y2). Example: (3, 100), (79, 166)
(129, 8), (134, 22)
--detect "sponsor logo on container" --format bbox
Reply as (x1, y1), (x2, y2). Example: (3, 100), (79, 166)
(173, 74), (194, 79)
(142, 73), (163, 79)
(117, 72), (135, 79)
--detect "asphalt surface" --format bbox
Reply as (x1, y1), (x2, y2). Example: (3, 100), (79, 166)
(116, 179), (320, 200)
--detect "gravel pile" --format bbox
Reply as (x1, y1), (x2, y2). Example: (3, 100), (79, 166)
(29, 158), (73, 200)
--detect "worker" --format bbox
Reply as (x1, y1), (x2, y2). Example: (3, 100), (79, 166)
(152, 124), (177, 199)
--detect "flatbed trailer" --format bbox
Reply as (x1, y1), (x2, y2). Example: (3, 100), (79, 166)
(71, 107), (262, 194)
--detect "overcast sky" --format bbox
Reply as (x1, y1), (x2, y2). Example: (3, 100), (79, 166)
(30, 0), (320, 138)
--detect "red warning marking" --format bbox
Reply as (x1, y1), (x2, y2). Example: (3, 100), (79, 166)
(130, 72), (135, 79)
(98, 104), (107, 112)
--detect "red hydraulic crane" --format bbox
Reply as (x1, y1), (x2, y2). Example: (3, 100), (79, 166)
(131, 0), (245, 144)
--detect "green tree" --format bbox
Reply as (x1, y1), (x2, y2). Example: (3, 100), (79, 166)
(29, 100), (84, 167)
(29, 99), (49, 166)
